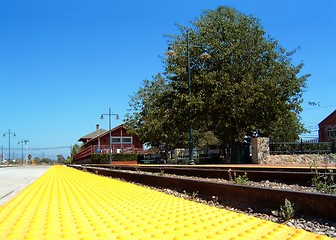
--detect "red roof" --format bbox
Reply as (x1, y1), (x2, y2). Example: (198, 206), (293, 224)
(319, 109), (336, 127)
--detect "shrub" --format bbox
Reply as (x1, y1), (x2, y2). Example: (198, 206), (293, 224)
(233, 172), (249, 185)
(312, 170), (336, 195)
(91, 154), (142, 164)
(279, 199), (295, 221)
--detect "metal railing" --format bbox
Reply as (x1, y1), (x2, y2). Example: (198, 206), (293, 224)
(270, 140), (333, 154)
(74, 144), (142, 161)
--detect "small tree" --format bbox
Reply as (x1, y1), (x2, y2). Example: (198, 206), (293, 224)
(56, 155), (66, 164)
(70, 143), (82, 160)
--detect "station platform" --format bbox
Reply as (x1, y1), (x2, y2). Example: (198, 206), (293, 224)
(0, 165), (331, 239)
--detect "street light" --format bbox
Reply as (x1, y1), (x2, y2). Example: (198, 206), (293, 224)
(165, 29), (210, 164)
(18, 139), (29, 166)
(100, 107), (119, 165)
(24, 140), (29, 163)
(3, 129), (16, 165)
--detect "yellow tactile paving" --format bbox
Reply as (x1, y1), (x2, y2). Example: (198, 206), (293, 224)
(0, 166), (331, 240)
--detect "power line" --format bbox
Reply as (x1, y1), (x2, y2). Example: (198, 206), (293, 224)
(304, 104), (336, 110)
(2, 146), (71, 151)
(29, 146), (71, 151)
(304, 125), (318, 129)
(308, 75), (336, 89)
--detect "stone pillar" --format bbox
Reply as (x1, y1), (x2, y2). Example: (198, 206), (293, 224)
(251, 137), (270, 164)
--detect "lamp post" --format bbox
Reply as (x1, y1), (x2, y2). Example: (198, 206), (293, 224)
(100, 107), (119, 165)
(24, 140), (29, 164)
(166, 29), (210, 164)
(18, 139), (29, 165)
(3, 129), (16, 165)
(1, 146), (3, 163)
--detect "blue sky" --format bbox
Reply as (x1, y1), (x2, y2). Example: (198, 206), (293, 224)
(0, 0), (335, 159)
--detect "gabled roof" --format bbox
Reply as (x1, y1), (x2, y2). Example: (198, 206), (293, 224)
(78, 128), (107, 142)
(319, 109), (336, 127)
(96, 124), (126, 138)
(82, 124), (128, 147)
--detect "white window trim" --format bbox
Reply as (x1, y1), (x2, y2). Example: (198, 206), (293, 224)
(325, 125), (334, 138)
(111, 136), (133, 144)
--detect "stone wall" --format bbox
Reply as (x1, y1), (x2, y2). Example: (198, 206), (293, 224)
(252, 137), (336, 165)
(251, 137), (269, 164)
(263, 154), (336, 166)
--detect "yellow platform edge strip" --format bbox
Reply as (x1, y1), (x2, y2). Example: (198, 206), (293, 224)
(0, 166), (331, 240)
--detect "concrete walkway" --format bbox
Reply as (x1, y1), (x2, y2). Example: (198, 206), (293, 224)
(0, 165), (50, 206)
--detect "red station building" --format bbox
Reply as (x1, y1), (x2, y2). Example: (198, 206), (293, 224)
(74, 124), (143, 163)
(318, 109), (336, 142)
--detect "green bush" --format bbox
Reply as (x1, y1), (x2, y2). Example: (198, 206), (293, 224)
(91, 154), (142, 164)
(279, 199), (295, 221)
(91, 154), (109, 164)
(312, 169), (336, 195)
(232, 172), (249, 185)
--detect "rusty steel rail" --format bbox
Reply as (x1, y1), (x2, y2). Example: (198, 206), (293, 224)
(85, 164), (336, 186)
(88, 164), (336, 172)
(70, 165), (336, 220)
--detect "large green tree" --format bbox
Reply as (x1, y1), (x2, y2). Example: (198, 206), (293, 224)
(165, 6), (309, 145)
(126, 6), (309, 156)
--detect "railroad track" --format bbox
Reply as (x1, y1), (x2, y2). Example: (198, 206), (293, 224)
(85, 164), (336, 186)
(70, 165), (336, 220)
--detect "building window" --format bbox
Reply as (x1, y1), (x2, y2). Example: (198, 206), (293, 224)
(122, 137), (132, 144)
(326, 126), (334, 139)
(111, 136), (132, 144)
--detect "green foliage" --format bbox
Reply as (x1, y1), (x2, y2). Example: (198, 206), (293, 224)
(233, 172), (249, 185)
(91, 154), (142, 164)
(126, 6), (309, 154)
(56, 155), (66, 163)
(267, 112), (307, 142)
(157, 169), (165, 176)
(91, 154), (109, 164)
(33, 157), (51, 164)
(311, 166), (336, 195)
(64, 157), (72, 165)
(189, 7), (308, 144)
(70, 143), (83, 160)
(196, 131), (220, 150)
(125, 73), (187, 155)
(279, 199), (295, 221)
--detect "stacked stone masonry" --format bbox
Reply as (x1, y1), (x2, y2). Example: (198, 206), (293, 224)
(252, 137), (336, 165)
